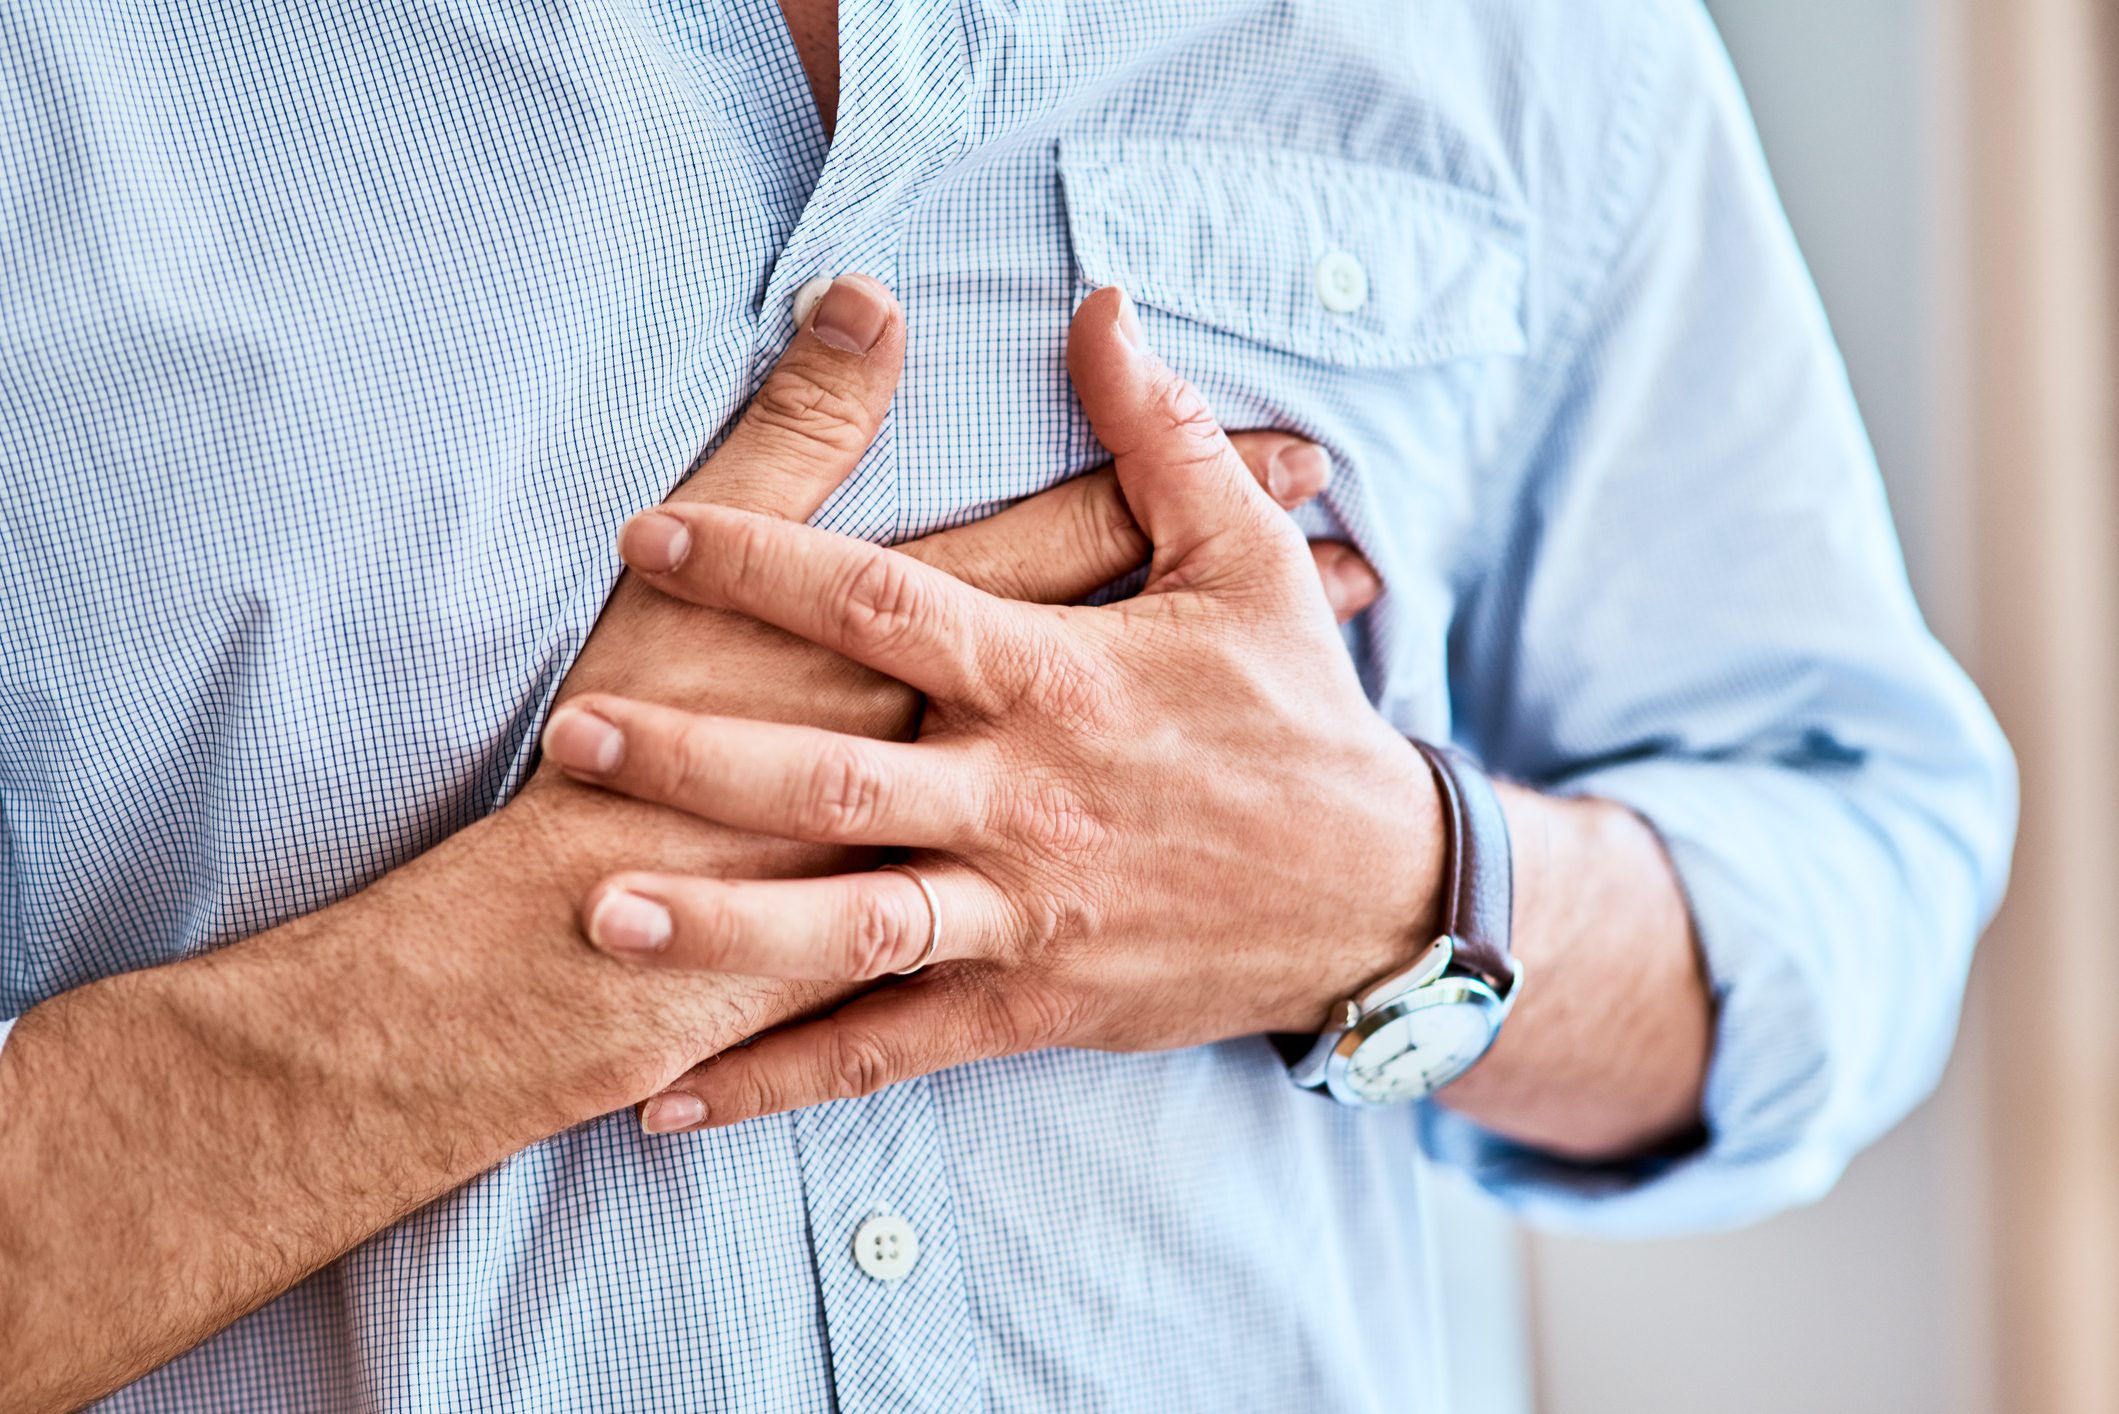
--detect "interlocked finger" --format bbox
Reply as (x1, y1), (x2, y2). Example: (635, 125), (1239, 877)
(544, 697), (985, 849)
(642, 968), (1005, 1132)
(1065, 288), (1302, 583)
(582, 860), (1008, 981)
(617, 503), (1045, 706)
(907, 428), (1329, 606)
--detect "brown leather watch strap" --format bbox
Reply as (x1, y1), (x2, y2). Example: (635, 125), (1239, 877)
(1413, 741), (1516, 994)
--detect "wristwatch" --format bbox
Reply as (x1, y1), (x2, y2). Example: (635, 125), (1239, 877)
(1282, 741), (1522, 1106)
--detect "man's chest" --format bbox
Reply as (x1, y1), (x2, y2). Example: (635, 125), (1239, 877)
(0, 0), (1540, 993)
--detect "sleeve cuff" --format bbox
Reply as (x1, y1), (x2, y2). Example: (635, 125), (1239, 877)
(1421, 754), (1965, 1237)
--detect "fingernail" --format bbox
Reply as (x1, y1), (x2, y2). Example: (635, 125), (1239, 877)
(1267, 443), (1331, 503)
(1328, 551), (1383, 611)
(589, 889), (673, 954)
(642, 1091), (706, 1134)
(618, 511), (690, 573)
(545, 707), (624, 775)
(1111, 288), (1146, 352)
(811, 274), (892, 354)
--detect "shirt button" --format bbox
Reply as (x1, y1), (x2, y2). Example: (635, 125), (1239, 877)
(792, 275), (834, 328)
(1314, 249), (1369, 313)
(852, 1212), (919, 1282)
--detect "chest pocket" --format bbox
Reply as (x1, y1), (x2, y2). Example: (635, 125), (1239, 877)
(1057, 138), (1529, 370)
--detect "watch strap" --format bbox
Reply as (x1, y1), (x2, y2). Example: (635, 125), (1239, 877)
(1412, 741), (1516, 994)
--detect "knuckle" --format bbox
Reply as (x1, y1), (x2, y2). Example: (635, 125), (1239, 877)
(1141, 367), (1225, 454)
(720, 513), (779, 594)
(824, 1026), (895, 1101)
(662, 717), (724, 799)
(1003, 888), (1094, 968)
(747, 365), (876, 456)
(715, 1060), (782, 1126)
(677, 886), (740, 959)
(1000, 984), (1087, 1048)
(1001, 779), (1106, 858)
(964, 959), (1089, 1050)
(1135, 370), (1237, 470)
(840, 553), (930, 657)
(844, 887), (913, 979)
(793, 739), (883, 840)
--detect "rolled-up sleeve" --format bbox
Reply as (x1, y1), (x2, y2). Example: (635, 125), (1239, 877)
(1419, 2), (2016, 1235)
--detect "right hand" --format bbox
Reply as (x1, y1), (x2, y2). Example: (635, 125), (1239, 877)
(504, 274), (1380, 1088)
(522, 274), (1378, 856)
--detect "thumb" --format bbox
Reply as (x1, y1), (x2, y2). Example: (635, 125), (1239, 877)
(1064, 287), (1292, 583)
(673, 273), (906, 520)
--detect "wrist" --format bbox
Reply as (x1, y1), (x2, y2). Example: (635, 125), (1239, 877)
(1281, 738), (1522, 1106)
(1434, 788), (1709, 1160)
(1292, 731), (1450, 1032)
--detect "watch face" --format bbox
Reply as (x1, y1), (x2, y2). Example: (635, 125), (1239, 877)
(1340, 985), (1502, 1105)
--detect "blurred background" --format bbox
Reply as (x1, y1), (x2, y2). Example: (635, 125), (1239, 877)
(1485, 1), (2118, 1410)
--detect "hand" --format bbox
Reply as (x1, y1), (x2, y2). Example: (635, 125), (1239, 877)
(521, 270), (1381, 891)
(530, 273), (1380, 843)
(515, 271), (1383, 1091)
(0, 281), (1394, 1414)
(542, 288), (1443, 1130)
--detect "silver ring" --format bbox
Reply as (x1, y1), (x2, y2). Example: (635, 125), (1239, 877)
(880, 863), (942, 975)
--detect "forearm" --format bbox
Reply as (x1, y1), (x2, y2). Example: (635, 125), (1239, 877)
(0, 785), (848, 1412)
(1435, 785), (1711, 1162)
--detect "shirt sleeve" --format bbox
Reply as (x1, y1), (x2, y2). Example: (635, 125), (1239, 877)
(1418, 2), (2017, 1236)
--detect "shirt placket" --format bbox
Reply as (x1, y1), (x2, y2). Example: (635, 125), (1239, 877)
(748, 0), (975, 543)
(760, 0), (984, 1408)
(792, 1078), (984, 1414)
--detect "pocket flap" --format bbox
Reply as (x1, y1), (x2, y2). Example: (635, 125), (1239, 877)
(1058, 138), (1529, 369)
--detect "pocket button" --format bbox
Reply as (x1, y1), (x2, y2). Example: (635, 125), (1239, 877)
(1315, 250), (1370, 314)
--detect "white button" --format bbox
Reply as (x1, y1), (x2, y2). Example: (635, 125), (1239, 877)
(792, 275), (834, 328)
(1314, 250), (1369, 313)
(852, 1212), (919, 1282)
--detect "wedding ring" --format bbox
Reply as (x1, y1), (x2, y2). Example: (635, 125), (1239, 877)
(880, 863), (942, 976)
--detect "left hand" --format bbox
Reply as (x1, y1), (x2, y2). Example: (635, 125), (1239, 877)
(543, 288), (1445, 1131)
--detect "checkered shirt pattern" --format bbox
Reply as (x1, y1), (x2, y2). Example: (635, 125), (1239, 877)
(0, 0), (2013, 1407)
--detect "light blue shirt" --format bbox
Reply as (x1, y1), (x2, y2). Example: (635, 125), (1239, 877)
(0, 0), (2014, 1407)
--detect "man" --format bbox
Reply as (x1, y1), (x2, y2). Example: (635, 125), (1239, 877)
(0, 1), (2013, 1410)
